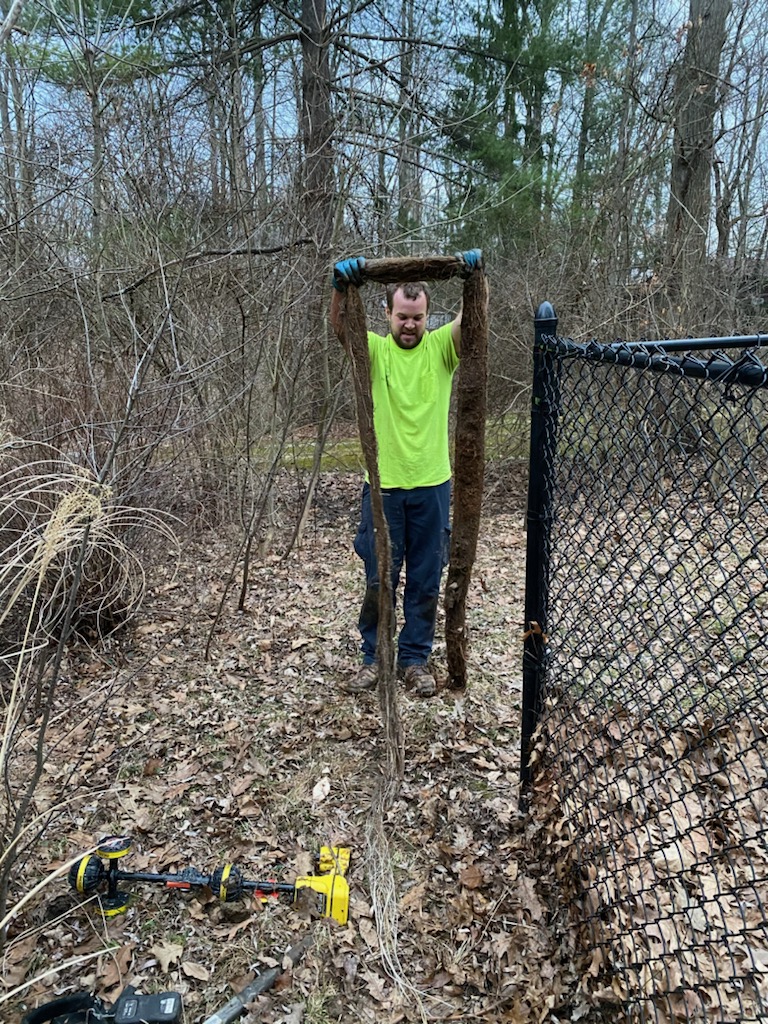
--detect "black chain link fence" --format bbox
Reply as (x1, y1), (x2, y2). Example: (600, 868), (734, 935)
(521, 304), (768, 1023)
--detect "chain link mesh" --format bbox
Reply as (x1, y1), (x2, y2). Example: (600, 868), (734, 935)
(528, 335), (768, 1023)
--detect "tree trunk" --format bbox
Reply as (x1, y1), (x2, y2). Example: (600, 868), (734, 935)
(397, 0), (420, 241)
(613, 0), (639, 281)
(0, 0), (23, 49)
(574, 0), (618, 214)
(300, 0), (334, 248)
(223, 3), (252, 227)
(665, 0), (732, 274)
(0, 59), (18, 231)
(291, 0), (338, 539)
(83, 46), (106, 267)
(251, 31), (268, 220)
(733, 69), (766, 266)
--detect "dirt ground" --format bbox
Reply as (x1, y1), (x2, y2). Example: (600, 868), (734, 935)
(4, 470), (580, 1024)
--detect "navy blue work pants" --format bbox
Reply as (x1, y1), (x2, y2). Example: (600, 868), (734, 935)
(353, 481), (451, 667)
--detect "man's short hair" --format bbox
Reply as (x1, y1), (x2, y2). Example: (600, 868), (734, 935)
(386, 281), (431, 312)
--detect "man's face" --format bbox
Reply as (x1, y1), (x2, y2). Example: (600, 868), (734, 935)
(387, 288), (428, 350)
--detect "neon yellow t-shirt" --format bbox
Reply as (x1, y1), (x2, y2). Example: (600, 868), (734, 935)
(367, 322), (459, 489)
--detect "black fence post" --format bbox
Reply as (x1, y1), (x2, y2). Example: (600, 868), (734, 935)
(520, 301), (560, 797)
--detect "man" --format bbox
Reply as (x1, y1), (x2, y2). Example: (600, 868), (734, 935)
(330, 251), (482, 697)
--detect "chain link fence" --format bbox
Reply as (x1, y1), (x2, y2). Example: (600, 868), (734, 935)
(521, 304), (768, 1023)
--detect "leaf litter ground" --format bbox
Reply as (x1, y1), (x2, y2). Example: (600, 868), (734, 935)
(6, 472), (579, 1024)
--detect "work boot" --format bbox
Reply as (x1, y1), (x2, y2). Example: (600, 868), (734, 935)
(403, 663), (437, 698)
(344, 663), (378, 693)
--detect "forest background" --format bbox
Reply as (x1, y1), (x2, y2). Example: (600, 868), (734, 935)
(1, 0), (766, 522)
(1, 0), (767, 1020)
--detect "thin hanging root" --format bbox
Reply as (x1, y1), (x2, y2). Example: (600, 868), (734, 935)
(364, 780), (427, 1023)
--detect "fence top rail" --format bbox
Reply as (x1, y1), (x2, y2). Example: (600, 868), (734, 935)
(539, 334), (768, 389)
(612, 334), (767, 353)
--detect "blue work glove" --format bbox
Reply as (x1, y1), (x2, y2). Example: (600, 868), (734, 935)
(455, 248), (483, 277)
(332, 256), (366, 291)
